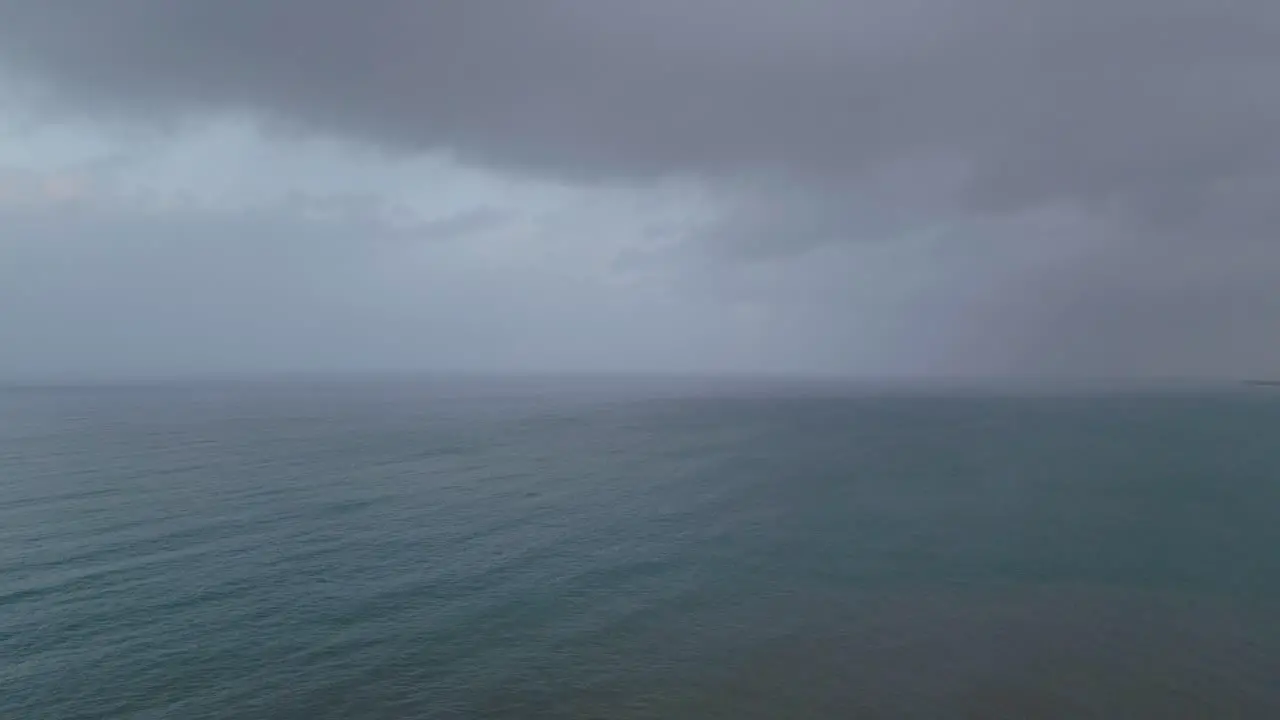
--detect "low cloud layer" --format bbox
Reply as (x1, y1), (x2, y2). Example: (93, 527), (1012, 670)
(0, 195), (795, 378)
(2, 1), (1279, 376)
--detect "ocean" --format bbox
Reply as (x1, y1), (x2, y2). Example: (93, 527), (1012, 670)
(3, 377), (1280, 718)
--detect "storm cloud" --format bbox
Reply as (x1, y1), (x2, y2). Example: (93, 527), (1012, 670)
(2, 0), (1279, 376)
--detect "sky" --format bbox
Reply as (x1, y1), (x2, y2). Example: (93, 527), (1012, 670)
(1, 1), (1278, 379)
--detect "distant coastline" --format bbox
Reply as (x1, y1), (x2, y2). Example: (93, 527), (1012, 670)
(1243, 380), (1280, 387)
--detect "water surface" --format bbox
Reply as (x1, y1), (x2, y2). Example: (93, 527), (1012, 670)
(3, 378), (1280, 718)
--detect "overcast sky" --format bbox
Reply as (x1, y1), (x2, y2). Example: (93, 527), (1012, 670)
(2, 1), (1278, 379)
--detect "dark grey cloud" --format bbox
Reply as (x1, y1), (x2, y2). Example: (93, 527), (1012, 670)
(3, 0), (1280, 375)
(2, 1), (1275, 202)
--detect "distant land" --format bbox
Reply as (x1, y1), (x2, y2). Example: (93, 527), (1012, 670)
(1243, 380), (1280, 387)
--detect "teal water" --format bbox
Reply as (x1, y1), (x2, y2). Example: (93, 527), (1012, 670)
(3, 378), (1280, 718)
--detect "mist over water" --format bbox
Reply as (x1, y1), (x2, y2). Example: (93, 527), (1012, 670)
(4, 377), (1280, 718)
